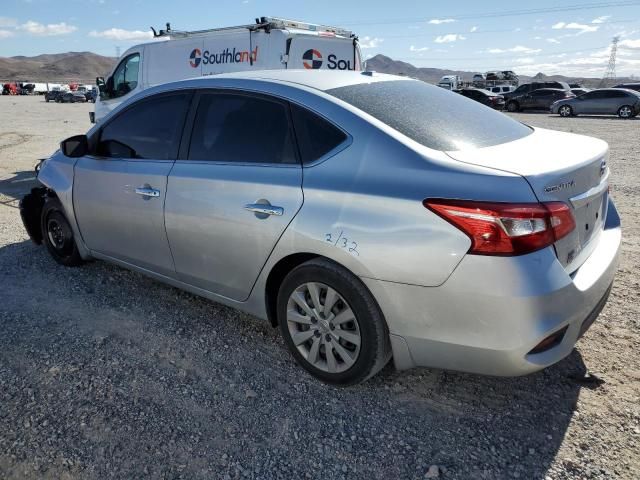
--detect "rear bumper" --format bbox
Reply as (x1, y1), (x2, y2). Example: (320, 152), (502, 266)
(363, 198), (621, 376)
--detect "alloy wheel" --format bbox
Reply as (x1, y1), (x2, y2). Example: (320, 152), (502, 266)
(619, 106), (632, 118)
(559, 105), (571, 117)
(286, 282), (361, 373)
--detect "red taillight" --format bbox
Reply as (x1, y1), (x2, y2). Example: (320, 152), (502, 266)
(424, 199), (575, 256)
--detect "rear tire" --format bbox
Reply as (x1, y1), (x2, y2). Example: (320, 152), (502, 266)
(277, 259), (390, 386)
(618, 105), (633, 118)
(41, 198), (83, 267)
(558, 105), (573, 117)
(506, 101), (519, 112)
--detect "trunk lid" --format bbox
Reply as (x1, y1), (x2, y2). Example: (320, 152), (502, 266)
(446, 127), (609, 272)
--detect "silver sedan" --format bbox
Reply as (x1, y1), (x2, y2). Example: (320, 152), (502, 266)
(551, 88), (640, 118)
(21, 71), (621, 385)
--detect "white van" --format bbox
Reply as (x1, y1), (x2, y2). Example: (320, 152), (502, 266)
(437, 75), (462, 90)
(93, 16), (362, 123)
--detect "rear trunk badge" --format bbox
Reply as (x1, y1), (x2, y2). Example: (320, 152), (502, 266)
(544, 180), (575, 193)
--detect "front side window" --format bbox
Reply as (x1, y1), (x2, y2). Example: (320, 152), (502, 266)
(187, 93), (297, 164)
(110, 53), (140, 99)
(97, 92), (191, 160)
(327, 80), (532, 151)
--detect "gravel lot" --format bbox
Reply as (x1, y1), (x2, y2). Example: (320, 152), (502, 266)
(0, 96), (638, 480)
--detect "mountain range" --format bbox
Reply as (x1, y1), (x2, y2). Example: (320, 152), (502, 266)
(0, 51), (634, 88)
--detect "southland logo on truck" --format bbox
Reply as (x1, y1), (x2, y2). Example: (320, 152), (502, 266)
(189, 47), (258, 68)
(302, 49), (353, 70)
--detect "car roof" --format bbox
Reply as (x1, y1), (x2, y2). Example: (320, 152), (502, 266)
(168, 70), (407, 92)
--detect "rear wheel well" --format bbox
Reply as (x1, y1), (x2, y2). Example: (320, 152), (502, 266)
(264, 253), (322, 327)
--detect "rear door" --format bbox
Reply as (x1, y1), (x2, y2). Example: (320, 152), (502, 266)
(164, 90), (303, 301)
(74, 91), (192, 277)
(576, 90), (607, 114)
(287, 35), (357, 71)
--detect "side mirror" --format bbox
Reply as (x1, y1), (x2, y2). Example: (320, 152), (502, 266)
(96, 76), (106, 93)
(60, 135), (88, 158)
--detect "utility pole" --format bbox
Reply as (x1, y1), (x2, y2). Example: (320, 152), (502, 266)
(599, 36), (619, 88)
(115, 46), (121, 58)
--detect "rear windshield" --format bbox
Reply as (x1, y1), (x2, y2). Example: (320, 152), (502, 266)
(326, 80), (532, 151)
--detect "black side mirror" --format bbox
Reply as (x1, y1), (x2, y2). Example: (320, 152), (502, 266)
(60, 135), (88, 158)
(96, 76), (106, 93)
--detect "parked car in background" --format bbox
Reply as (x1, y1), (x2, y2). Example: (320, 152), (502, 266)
(486, 85), (516, 95)
(22, 71), (620, 385)
(485, 71), (503, 81)
(472, 73), (485, 86)
(57, 92), (88, 103)
(84, 89), (97, 103)
(571, 88), (591, 96)
(454, 87), (505, 109)
(503, 81), (571, 103)
(45, 90), (64, 102)
(613, 82), (640, 93)
(552, 88), (640, 118)
(505, 88), (574, 112)
(438, 75), (462, 90)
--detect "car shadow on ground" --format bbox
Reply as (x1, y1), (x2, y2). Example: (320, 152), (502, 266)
(0, 170), (39, 208)
(0, 239), (598, 479)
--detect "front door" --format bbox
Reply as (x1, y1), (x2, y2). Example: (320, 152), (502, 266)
(74, 91), (193, 276)
(165, 91), (304, 301)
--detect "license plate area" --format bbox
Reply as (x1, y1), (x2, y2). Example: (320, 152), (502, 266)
(574, 190), (607, 248)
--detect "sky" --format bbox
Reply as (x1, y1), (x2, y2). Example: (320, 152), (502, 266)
(1, 0), (639, 77)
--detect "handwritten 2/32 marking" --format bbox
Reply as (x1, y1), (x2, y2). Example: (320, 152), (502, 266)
(325, 230), (360, 256)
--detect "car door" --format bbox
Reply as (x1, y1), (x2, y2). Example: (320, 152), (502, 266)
(164, 90), (304, 301)
(576, 90), (606, 114)
(73, 91), (193, 277)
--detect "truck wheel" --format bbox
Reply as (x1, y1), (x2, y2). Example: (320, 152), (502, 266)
(277, 258), (390, 386)
(41, 198), (83, 267)
(506, 101), (519, 112)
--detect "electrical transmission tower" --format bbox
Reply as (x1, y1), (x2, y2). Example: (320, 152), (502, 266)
(599, 36), (619, 88)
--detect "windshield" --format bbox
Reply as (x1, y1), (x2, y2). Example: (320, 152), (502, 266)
(327, 80), (532, 151)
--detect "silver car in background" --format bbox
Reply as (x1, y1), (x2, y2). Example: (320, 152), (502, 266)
(20, 71), (621, 385)
(552, 88), (640, 118)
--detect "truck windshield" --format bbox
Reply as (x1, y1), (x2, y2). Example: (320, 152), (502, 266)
(327, 80), (532, 151)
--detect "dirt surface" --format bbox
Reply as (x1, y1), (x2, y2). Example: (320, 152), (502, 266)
(0, 96), (638, 480)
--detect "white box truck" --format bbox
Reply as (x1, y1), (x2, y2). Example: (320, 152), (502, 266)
(92, 16), (363, 123)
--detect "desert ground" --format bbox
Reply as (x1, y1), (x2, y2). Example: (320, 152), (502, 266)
(0, 96), (638, 479)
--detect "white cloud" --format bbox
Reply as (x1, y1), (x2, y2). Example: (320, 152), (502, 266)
(409, 45), (429, 52)
(89, 28), (153, 41)
(434, 34), (465, 43)
(591, 15), (610, 24)
(0, 29), (13, 38)
(470, 26), (478, 33)
(514, 57), (535, 64)
(546, 38), (561, 44)
(619, 38), (640, 49)
(428, 18), (455, 25)
(359, 36), (383, 49)
(551, 22), (599, 34)
(487, 45), (542, 54)
(19, 20), (77, 36)
(0, 16), (17, 27)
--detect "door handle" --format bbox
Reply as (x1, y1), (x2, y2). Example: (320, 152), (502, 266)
(135, 187), (160, 198)
(244, 203), (284, 216)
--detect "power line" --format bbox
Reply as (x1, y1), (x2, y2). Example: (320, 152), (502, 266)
(336, 1), (640, 26)
(380, 19), (638, 39)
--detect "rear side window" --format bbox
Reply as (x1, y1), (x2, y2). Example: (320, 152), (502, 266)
(98, 92), (191, 160)
(188, 93), (297, 164)
(291, 104), (347, 164)
(327, 80), (532, 151)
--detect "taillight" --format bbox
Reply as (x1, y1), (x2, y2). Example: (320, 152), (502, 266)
(424, 199), (575, 256)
